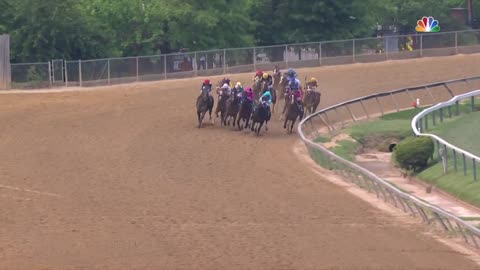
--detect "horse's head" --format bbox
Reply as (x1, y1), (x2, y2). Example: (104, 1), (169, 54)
(280, 75), (290, 87)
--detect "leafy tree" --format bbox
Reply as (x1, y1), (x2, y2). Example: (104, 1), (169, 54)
(164, 0), (254, 51)
(83, 0), (169, 56)
(251, 0), (378, 45)
(6, 0), (111, 62)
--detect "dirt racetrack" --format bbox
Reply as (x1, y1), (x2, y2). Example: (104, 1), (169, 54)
(2, 55), (480, 269)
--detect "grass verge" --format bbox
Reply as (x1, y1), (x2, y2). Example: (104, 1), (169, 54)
(310, 102), (480, 208)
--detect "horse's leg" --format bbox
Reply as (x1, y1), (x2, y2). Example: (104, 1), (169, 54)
(232, 115), (237, 129)
(283, 118), (288, 129)
(197, 112), (202, 128)
(279, 99), (287, 120)
(199, 111), (206, 128)
(209, 106), (214, 124)
(237, 116), (242, 130)
(257, 122), (264, 135)
(290, 118), (296, 134)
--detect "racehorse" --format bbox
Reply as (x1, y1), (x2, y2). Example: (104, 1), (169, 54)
(277, 74), (290, 100)
(196, 88), (214, 128)
(303, 87), (321, 116)
(215, 87), (230, 125)
(260, 81), (277, 114)
(283, 92), (303, 134)
(223, 88), (241, 127)
(237, 97), (253, 131)
(272, 66), (282, 95)
(272, 66), (287, 104)
(252, 76), (263, 103)
(218, 77), (231, 88)
(250, 99), (270, 135)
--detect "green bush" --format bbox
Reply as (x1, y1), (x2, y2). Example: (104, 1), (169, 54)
(393, 136), (434, 172)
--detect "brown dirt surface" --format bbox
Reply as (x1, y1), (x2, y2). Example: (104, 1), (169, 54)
(2, 54), (480, 269)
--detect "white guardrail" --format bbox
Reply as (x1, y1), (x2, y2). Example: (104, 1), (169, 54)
(297, 77), (480, 249)
(412, 90), (480, 180)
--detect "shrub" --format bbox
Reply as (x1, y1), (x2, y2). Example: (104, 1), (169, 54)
(393, 136), (434, 172)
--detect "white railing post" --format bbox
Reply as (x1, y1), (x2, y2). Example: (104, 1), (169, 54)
(285, 45), (288, 66)
(352, 39), (356, 62)
(253, 47), (256, 71)
(107, 59), (111, 85)
(65, 60), (68, 87)
(319, 42), (322, 66)
(385, 36), (389, 60)
(164, 55), (167, 79)
(136, 56), (139, 81)
(420, 34), (423, 57)
(48, 61), (52, 87)
(79, 59), (82, 87)
(194, 52), (197, 77)
(455, 32), (458, 54)
(223, 49), (226, 74)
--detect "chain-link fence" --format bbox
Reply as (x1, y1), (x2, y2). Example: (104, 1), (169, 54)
(11, 62), (50, 89)
(8, 29), (480, 90)
(298, 76), (480, 249)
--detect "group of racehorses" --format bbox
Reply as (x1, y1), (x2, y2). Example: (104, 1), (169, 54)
(196, 70), (321, 135)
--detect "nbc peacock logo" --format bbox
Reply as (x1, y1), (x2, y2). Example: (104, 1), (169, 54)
(415, 16), (440, 32)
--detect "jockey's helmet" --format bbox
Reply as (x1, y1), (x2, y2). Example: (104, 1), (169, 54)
(310, 77), (317, 84)
(245, 87), (253, 93)
(287, 68), (296, 77)
(262, 72), (269, 79)
(235, 82), (242, 88)
(203, 79), (210, 85)
(256, 70), (263, 76)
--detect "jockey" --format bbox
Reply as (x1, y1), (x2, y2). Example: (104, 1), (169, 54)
(306, 77), (318, 91)
(259, 87), (272, 120)
(201, 79), (213, 96)
(243, 87), (254, 103)
(221, 83), (232, 96)
(289, 78), (304, 114)
(253, 69), (263, 81)
(221, 77), (231, 88)
(242, 87), (255, 111)
(261, 72), (273, 87)
(234, 82), (244, 97)
(285, 68), (297, 81)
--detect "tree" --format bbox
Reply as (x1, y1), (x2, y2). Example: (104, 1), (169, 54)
(164, 0), (255, 51)
(83, 0), (169, 56)
(6, 0), (112, 62)
(251, 0), (378, 45)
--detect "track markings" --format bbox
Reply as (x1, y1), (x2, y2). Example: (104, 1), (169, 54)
(0, 183), (61, 198)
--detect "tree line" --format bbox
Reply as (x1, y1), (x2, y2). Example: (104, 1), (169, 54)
(0, 0), (472, 63)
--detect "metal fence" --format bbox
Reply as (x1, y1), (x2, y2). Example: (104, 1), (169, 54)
(8, 29), (480, 90)
(412, 90), (480, 181)
(297, 76), (480, 249)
